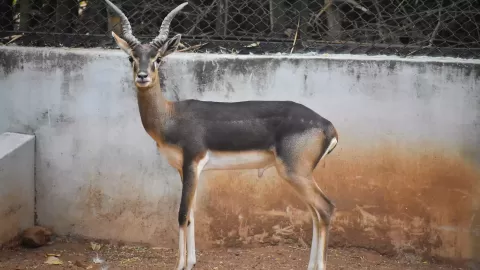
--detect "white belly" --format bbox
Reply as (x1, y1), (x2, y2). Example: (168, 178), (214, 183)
(156, 142), (275, 172)
(203, 150), (275, 171)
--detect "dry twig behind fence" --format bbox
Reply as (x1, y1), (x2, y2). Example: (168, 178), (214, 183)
(0, 0), (479, 57)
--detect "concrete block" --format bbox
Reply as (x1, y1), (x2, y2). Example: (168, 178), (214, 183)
(0, 132), (35, 245)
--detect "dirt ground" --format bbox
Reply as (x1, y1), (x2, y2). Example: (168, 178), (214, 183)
(0, 236), (462, 270)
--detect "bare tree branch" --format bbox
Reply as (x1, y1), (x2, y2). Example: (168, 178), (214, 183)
(339, 0), (372, 15)
(373, 0), (386, 41)
(429, 0), (444, 47)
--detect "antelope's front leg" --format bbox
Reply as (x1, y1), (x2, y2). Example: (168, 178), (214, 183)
(175, 153), (208, 270)
(176, 166), (195, 270)
(186, 204), (196, 268)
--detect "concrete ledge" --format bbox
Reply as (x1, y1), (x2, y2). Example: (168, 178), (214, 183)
(0, 132), (35, 246)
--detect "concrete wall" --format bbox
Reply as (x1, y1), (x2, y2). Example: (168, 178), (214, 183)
(0, 46), (479, 264)
(0, 132), (35, 245)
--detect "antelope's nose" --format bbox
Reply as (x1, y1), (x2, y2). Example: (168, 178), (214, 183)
(137, 72), (148, 79)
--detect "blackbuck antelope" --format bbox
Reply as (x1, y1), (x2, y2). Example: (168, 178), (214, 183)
(103, 0), (339, 269)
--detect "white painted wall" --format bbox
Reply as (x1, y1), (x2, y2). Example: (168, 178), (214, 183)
(0, 46), (479, 262)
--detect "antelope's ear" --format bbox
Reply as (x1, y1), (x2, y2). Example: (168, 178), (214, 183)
(112, 31), (131, 55)
(158, 34), (182, 57)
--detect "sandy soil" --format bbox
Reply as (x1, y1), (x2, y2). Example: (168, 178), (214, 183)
(0, 237), (462, 270)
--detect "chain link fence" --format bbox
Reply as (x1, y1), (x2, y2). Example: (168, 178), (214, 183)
(1, 0), (479, 57)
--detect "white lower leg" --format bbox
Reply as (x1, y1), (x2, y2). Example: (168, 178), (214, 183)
(186, 211), (196, 269)
(316, 225), (328, 270)
(307, 208), (319, 270)
(184, 156), (207, 270)
(176, 228), (187, 270)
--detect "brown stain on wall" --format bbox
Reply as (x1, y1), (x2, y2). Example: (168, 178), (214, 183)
(196, 144), (480, 264)
(71, 143), (479, 265)
(0, 191), (25, 245)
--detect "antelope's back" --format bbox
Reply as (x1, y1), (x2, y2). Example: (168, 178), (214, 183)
(173, 99), (335, 152)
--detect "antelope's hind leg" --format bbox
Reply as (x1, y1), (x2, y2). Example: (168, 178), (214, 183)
(274, 133), (336, 270)
(277, 172), (334, 270)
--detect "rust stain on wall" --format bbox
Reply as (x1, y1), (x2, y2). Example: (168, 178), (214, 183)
(0, 191), (24, 245)
(69, 143), (479, 265)
(196, 144), (479, 264)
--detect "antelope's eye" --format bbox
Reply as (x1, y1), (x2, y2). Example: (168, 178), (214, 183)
(128, 56), (133, 63)
(156, 57), (161, 64)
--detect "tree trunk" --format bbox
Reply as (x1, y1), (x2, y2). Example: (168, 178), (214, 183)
(19, 0), (32, 31)
(269, 0), (286, 34)
(216, 0), (228, 36)
(325, 0), (341, 41)
(294, 0), (309, 39)
(105, 0), (123, 36)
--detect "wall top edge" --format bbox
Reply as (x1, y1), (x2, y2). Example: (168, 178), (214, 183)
(2, 45), (480, 65)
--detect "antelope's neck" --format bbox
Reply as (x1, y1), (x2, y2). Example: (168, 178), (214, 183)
(136, 84), (173, 141)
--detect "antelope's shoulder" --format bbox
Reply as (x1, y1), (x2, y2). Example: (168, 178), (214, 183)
(156, 139), (184, 170)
